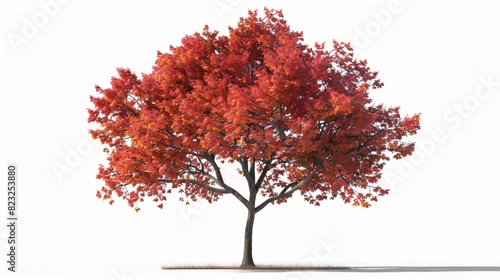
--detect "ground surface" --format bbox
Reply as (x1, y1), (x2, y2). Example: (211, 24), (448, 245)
(3, 265), (500, 280)
(162, 265), (500, 272)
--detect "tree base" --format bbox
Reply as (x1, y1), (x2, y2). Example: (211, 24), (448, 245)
(239, 264), (257, 269)
(240, 257), (255, 269)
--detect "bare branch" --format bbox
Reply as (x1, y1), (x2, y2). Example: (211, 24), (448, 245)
(237, 158), (253, 185)
(255, 171), (316, 213)
(249, 160), (255, 182)
(343, 131), (379, 156)
(158, 178), (229, 194)
(278, 180), (298, 196)
(204, 153), (225, 184)
(255, 163), (270, 191)
(203, 155), (250, 207)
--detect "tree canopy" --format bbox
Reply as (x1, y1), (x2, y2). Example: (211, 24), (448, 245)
(88, 8), (420, 213)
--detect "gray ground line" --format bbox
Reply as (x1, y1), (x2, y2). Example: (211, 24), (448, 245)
(346, 266), (500, 273)
(162, 266), (500, 272)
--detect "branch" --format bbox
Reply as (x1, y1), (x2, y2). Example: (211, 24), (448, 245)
(203, 155), (250, 207)
(343, 131), (379, 156)
(204, 153), (225, 184)
(255, 163), (270, 191)
(158, 178), (229, 194)
(278, 180), (298, 196)
(255, 171), (316, 213)
(237, 157), (254, 189)
(249, 160), (255, 182)
(236, 157), (248, 174)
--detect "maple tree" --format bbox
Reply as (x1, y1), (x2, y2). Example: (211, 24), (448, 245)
(88, 8), (420, 267)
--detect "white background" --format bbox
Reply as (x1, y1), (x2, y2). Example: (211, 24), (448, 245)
(1, 0), (499, 279)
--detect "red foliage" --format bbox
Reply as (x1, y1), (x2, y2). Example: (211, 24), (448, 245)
(88, 8), (420, 211)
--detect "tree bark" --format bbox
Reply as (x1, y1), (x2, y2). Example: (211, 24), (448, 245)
(239, 157), (258, 268)
(240, 206), (256, 268)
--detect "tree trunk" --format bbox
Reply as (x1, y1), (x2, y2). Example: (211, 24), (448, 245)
(240, 207), (256, 268)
